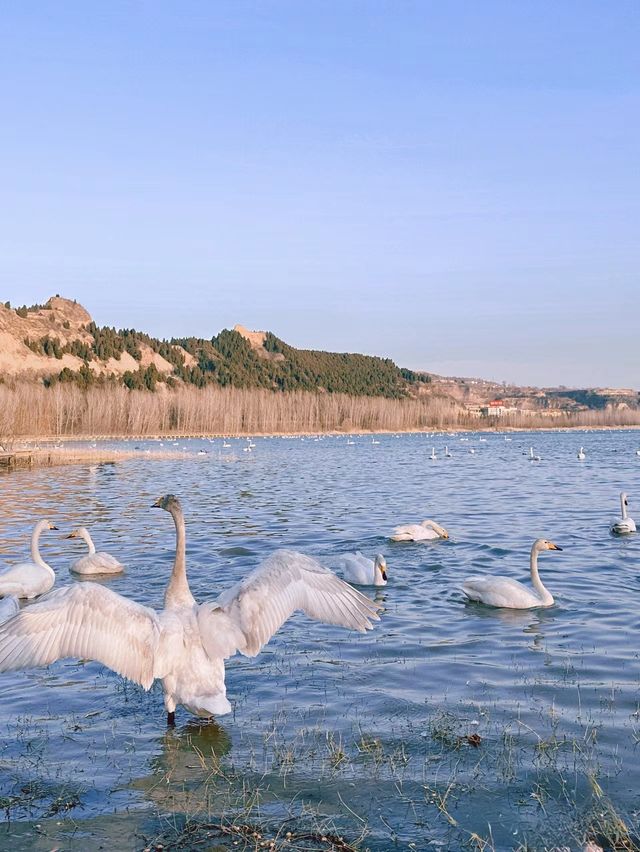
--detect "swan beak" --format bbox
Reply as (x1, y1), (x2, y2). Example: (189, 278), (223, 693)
(442, 532), (449, 539)
(549, 542), (563, 551)
(65, 533), (76, 539)
(49, 524), (59, 531)
(151, 497), (163, 508)
(381, 569), (388, 581)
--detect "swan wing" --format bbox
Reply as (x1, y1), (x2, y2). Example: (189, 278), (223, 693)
(390, 524), (423, 541)
(0, 596), (19, 625)
(198, 549), (380, 659)
(0, 583), (160, 689)
(462, 576), (539, 608)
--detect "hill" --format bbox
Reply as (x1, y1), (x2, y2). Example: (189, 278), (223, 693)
(0, 297), (429, 398)
(0, 297), (637, 421)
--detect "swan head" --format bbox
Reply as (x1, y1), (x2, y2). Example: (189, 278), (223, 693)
(374, 554), (388, 582)
(152, 494), (182, 513)
(40, 520), (58, 531)
(533, 538), (563, 552)
(421, 520), (449, 539)
(66, 526), (89, 540)
(621, 492), (628, 505)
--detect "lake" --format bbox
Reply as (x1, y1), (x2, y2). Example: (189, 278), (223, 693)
(1, 430), (639, 851)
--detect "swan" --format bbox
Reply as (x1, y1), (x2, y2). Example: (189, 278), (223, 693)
(0, 495), (379, 725)
(429, 447), (437, 460)
(462, 539), (562, 609)
(67, 527), (124, 575)
(444, 446), (452, 458)
(0, 520), (58, 599)
(610, 492), (636, 535)
(529, 447), (541, 462)
(334, 552), (388, 586)
(577, 447), (586, 460)
(390, 519), (449, 542)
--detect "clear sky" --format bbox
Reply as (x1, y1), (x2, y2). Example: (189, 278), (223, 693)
(1, 1), (638, 387)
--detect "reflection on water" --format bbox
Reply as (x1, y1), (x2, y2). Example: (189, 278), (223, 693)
(1, 429), (640, 849)
(130, 720), (232, 814)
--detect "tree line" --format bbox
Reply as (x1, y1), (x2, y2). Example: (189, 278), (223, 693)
(0, 383), (637, 445)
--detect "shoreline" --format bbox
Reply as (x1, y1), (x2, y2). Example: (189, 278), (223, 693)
(8, 422), (640, 444)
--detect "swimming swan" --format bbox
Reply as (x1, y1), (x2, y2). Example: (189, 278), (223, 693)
(67, 527), (124, 575)
(462, 539), (562, 609)
(334, 552), (388, 586)
(0, 520), (58, 599)
(0, 495), (380, 725)
(610, 492), (636, 535)
(390, 519), (449, 542)
(577, 447), (586, 460)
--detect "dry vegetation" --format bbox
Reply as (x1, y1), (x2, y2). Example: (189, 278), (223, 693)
(0, 383), (638, 442)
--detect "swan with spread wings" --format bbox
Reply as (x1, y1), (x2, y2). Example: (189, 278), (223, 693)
(0, 495), (380, 725)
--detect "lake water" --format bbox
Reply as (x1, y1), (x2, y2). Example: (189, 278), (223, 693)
(1, 430), (639, 851)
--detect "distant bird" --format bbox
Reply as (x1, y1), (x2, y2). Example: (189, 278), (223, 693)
(577, 447), (586, 460)
(610, 492), (636, 535)
(469, 448), (475, 454)
(67, 527), (124, 575)
(0, 496), (380, 725)
(0, 520), (58, 599)
(371, 438), (380, 445)
(462, 539), (562, 609)
(429, 447), (437, 460)
(390, 520), (449, 542)
(529, 447), (541, 462)
(636, 450), (640, 457)
(444, 446), (452, 458)
(335, 552), (388, 587)
(222, 441), (231, 448)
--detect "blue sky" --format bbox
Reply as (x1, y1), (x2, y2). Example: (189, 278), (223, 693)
(1, 1), (638, 387)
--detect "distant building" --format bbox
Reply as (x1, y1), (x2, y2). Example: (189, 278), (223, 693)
(480, 399), (507, 417)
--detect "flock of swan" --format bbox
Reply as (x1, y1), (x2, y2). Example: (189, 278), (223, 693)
(0, 482), (634, 723)
(0, 496), (379, 724)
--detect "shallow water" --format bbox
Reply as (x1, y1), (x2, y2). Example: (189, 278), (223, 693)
(1, 430), (639, 850)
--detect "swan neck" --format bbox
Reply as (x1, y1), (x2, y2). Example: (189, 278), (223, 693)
(530, 546), (551, 603)
(164, 505), (195, 608)
(621, 495), (627, 519)
(30, 521), (49, 568)
(82, 529), (96, 554)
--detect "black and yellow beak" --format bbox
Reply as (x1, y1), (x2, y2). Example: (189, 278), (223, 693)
(549, 542), (563, 551)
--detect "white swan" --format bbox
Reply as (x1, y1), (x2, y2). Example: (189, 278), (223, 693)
(0, 520), (58, 599)
(577, 447), (586, 460)
(390, 519), (449, 542)
(610, 492), (636, 535)
(444, 446), (452, 458)
(0, 495), (379, 725)
(0, 596), (19, 624)
(67, 527), (124, 575)
(334, 552), (388, 586)
(462, 539), (562, 609)
(429, 447), (437, 460)
(529, 447), (541, 462)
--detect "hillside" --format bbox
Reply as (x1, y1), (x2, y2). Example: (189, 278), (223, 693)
(0, 297), (429, 398)
(0, 297), (637, 419)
